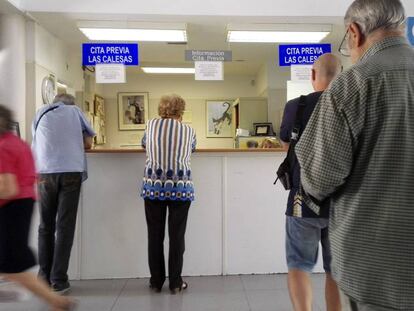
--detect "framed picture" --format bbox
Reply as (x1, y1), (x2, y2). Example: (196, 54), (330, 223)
(118, 92), (149, 131)
(92, 95), (106, 145)
(93, 115), (106, 145)
(253, 122), (275, 136)
(94, 95), (105, 118)
(206, 100), (233, 138)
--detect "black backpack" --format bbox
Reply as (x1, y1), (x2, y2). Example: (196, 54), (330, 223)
(274, 95), (307, 190)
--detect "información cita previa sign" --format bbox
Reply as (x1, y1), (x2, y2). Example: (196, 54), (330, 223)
(279, 43), (332, 67)
(82, 43), (139, 66)
(407, 17), (414, 46)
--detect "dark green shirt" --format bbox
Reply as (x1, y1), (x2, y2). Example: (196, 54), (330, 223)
(296, 37), (414, 310)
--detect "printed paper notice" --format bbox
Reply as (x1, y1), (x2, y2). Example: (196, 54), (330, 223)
(195, 61), (223, 81)
(291, 65), (312, 81)
(96, 64), (126, 84)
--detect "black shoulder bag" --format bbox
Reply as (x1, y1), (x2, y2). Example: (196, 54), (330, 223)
(274, 95), (307, 190)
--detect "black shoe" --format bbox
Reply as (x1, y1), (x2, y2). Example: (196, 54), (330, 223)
(170, 282), (188, 295)
(149, 284), (162, 293)
(52, 282), (71, 294)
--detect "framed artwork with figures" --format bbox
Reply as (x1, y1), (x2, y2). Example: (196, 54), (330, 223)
(206, 100), (233, 138)
(94, 95), (105, 117)
(118, 92), (149, 130)
(93, 95), (106, 145)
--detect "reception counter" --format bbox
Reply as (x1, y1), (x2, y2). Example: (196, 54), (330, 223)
(86, 148), (285, 153)
(62, 149), (324, 280)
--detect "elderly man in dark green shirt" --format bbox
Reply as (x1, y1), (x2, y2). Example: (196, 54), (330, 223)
(295, 0), (414, 310)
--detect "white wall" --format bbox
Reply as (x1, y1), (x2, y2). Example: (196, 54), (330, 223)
(100, 73), (258, 149)
(255, 60), (289, 133)
(33, 23), (83, 90)
(25, 21), (84, 122)
(255, 64), (267, 97)
(0, 14), (26, 137)
(267, 89), (287, 133)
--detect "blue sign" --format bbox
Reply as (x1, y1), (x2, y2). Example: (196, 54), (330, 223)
(279, 44), (332, 67)
(82, 43), (139, 66)
(407, 17), (414, 46)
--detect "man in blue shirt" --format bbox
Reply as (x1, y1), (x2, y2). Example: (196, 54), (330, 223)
(32, 94), (95, 293)
(280, 54), (342, 311)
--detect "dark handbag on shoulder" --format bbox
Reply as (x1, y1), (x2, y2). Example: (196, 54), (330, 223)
(274, 95), (307, 190)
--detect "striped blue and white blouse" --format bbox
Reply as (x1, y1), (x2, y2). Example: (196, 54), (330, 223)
(141, 118), (196, 201)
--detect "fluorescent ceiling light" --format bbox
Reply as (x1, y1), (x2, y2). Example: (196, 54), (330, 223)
(142, 67), (195, 74)
(227, 31), (329, 43)
(226, 24), (332, 43)
(79, 28), (187, 42)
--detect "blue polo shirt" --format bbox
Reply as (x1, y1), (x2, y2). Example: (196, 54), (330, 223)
(32, 103), (95, 178)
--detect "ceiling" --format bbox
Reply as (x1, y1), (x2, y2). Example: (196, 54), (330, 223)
(29, 12), (347, 78)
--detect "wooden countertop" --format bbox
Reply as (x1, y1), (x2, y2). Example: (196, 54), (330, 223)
(87, 148), (286, 154)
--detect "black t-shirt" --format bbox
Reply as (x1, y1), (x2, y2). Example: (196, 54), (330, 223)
(279, 91), (329, 218)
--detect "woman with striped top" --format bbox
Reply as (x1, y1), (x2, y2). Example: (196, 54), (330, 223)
(141, 94), (196, 294)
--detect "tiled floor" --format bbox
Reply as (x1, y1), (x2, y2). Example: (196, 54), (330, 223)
(1, 274), (327, 311)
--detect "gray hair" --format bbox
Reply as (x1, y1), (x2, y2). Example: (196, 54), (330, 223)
(53, 93), (76, 105)
(0, 105), (14, 134)
(344, 0), (405, 36)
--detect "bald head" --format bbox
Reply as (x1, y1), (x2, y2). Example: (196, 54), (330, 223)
(311, 53), (342, 91)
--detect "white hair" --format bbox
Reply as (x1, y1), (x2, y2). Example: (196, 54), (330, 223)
(345, 0), (405, 35)
(53, 93), (76, 105)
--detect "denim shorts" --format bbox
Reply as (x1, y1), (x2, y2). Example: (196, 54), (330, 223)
(285, 216), (332, 273)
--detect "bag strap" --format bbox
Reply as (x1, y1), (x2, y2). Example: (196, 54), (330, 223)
(285, 95), (307, 171)
(34, 105), (60, 132)
(290, 95), (307, 142)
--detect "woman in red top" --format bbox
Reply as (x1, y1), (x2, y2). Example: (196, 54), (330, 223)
(0, 105), (76, 311)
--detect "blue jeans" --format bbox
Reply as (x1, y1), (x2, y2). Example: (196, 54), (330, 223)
(285, 216), (332, 273)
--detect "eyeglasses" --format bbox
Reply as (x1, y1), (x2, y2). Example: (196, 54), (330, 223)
(338, 29), (350, 57)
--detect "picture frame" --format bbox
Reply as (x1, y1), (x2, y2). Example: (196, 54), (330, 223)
(93, 95), (106, 145)
(94, 95), (105, 118)
(118, 92), (149, 131)
(206, 100), (233, 138)
(93, 115), (106, 145)
(253, 122), (275, 136)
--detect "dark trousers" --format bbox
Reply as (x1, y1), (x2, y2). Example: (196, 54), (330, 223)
(0, 199), (36, 273)
(37, 172), (82, 286)
(144, 199), (191, 289)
